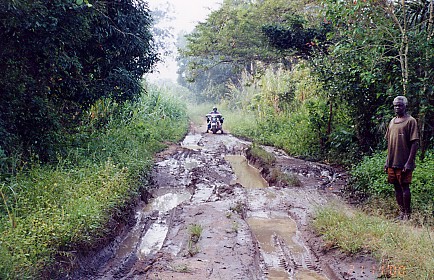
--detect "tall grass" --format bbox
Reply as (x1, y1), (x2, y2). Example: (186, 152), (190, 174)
(221, 65), (330, 160)
(186, 103), (213, 126)
(313, 206), (434, 280)
(0, 85), (188, 279)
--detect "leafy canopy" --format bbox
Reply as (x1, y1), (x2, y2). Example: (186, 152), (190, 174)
(0, 0), (158, 163)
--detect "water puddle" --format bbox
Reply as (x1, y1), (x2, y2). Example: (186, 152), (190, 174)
(115, 211), (147, 259)
(248, 217), (327, 280)
(267, 269), (290, 279)
(247, 217), (303, 254)
(225, 155), (268, 188)
(181, 134), (203, 150)
(296, 270), (329, 280)
(143, 191), (191, 212)
(116, 190), (191, 260)
(137, 218), (168, 259)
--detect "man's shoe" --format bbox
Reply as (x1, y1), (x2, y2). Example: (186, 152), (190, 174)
(394, 212), (405, 221)
(394, 212), (411, 222)
(402, 212), (411, 221)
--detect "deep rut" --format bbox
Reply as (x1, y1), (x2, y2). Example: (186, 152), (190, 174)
(68, 124), (378, 280)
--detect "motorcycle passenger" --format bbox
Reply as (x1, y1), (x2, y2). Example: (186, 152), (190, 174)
(206, 106), (224, 132)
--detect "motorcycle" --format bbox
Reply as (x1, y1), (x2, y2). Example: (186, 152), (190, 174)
(206, 113), (224, 134)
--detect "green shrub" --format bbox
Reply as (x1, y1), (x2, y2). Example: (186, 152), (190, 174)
(350, 150), (434, 217)
(247, 143), (276, 166)
(225, 105), (321, 160)
(0, 87), (188, 279)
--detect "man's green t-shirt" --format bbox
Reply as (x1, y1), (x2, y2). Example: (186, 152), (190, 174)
(385, 116), (419, 169)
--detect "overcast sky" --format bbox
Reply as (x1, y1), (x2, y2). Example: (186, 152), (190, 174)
(146, 0), (223, 82)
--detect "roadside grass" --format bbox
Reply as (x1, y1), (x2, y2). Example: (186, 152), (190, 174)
(221, 104), (322, 160)
(313, 206), (434, 280)
(186, 103), (213, 127)
(0, 85), (188, 279)
(222, 108), (260, 139)
(246, 143), (276, 166)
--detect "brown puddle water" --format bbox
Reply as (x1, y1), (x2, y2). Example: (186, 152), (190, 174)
(296, 270), (329, 280)
(247, 218), (303, 254)
(248, 217), (328, 280)
(225, 155), (268, 188)
(226, 154), (327, 280)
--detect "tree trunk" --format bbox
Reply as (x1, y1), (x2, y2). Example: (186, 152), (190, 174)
(327, 101), (333, 136)
(400, 0), (409, 95)
(420, 0), (434, 160)
(381, 0), (409, 95)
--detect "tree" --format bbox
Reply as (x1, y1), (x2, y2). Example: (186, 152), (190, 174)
(0, 0), (158, 164)
(262, 16), (332, 58)
(312, 0), (434, 156)
(179, 0), (326, 101)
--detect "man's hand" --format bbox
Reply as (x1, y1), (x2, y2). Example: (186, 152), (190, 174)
(403, 162), (412, 173)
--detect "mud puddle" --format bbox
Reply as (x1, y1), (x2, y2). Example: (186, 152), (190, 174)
(68, 123), (378, 280)
(226, 155), (268, 188)
(227, 154), (325, 279)
(181, 133), (203, 150)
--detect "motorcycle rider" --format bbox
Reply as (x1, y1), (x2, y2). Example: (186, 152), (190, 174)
(206, 106), (224, 133)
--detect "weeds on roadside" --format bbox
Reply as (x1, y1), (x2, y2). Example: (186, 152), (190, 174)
(313, 206), (434, 280)
(270, 168), (302, 187)
(0, 184), (17, 228)
(231, 221), (239, 233)
(171, 264), (191, 273)
(350, 150), (434, 225)
(187, 224), (203, 256)
(0, 86), (188, 279)
(246, 143), (276, 166)
(230, 201), (245, 217)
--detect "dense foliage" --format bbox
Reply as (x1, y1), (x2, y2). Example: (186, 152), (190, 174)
(180, 0), (433, 161)
(0, 87), (188, 279)
(178, 0), (327, 97)
(181, 0), (433, 219)
(0, 0), (158, 165)
(262, 18), (332, 58)
(313, 0), (434, 157)
(350, 151), (434, 216)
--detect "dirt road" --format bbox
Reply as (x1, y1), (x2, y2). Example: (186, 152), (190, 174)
(68, 123), (378, 280)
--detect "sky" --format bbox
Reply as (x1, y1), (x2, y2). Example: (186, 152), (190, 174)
(146, 0), (223, 83)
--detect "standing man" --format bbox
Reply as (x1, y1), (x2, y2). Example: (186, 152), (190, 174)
(384, 96), (419, 220)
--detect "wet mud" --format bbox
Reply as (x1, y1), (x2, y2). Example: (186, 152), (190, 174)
(67, 123), (378, 280)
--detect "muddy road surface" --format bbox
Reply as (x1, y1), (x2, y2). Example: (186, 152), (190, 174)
(69, 123), (378, 280)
